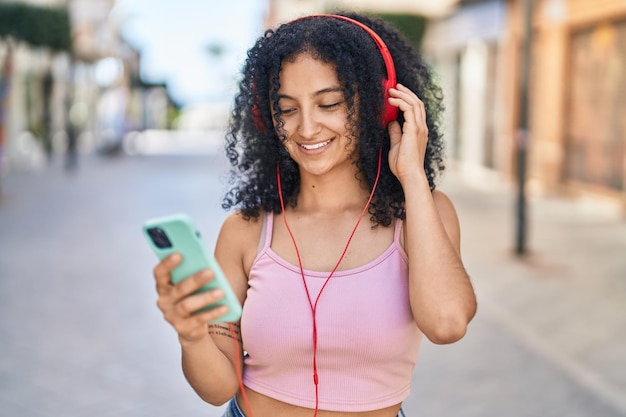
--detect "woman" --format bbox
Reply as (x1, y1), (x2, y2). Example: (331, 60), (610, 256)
(152, 12), (477, 417)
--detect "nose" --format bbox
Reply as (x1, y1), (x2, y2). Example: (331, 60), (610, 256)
(297, 108), (322, 139)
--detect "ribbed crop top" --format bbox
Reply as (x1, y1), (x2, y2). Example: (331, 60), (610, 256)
(240, 213), (423, 412)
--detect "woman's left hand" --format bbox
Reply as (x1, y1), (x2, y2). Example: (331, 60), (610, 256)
(387, 83), (429, 185)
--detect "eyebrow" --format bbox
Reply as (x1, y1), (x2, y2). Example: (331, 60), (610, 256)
(277, 87), (343, 100)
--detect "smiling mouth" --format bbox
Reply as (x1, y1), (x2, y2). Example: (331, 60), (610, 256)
(299, 139), (332, 150)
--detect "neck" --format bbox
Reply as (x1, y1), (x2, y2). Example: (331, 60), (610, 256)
(297, 166), (369, 213)
(277, 149), (383, 214)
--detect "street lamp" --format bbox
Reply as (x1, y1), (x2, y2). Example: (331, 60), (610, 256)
(515, 0), (535, 256)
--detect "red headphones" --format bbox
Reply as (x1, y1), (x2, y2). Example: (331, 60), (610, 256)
(252, 14), (398, 131)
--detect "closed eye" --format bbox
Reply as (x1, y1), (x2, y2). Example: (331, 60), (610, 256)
(320, 102), (342, 110)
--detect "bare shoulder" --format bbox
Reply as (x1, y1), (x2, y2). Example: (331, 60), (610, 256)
(219, 211), (264, 239)
(432, 189), (459, 220)
(215, 211), (265, 278)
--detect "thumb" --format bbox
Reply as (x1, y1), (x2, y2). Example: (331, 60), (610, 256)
(387, 120), (402, 147)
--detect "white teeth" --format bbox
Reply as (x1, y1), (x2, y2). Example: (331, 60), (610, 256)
(300, 140), (331, 150)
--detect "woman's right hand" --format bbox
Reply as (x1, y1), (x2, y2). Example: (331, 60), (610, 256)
(153, 253), (229, 344)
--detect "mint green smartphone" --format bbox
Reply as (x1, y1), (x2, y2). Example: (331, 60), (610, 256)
(142, 213), (242, 323)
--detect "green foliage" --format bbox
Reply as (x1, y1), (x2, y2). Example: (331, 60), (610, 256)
(0, 3), (72, 52)
(374, 13), (428, 50)
(205, 42), (225, 58)
(167, 105), (181, 129)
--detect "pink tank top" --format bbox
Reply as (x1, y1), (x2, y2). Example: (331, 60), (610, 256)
(241, 213), (423, 412)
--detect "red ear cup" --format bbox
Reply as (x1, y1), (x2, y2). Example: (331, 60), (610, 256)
(252, 79), (269, 132)
(252, 100), (265, 132)
(381, 78), (399, 127)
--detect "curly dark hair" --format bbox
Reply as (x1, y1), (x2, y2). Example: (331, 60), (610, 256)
(222, 12), (446, 226)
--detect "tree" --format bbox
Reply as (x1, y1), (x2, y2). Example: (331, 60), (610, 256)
(0, 3), (72, 52)
(373, 13), (428, 50)
(0, 3), (73, 181)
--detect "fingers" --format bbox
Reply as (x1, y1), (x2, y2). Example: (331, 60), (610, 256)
(176, 306), (230, 345)
(162, 286), (226, 324)
(387, 84), (429, 145)
(388, 83), (427, 129)
(152, 255), (229, 342)
(387, 120), (402, 146)
(154, 253), (212, 301)
(153, 253), (181, 295)
(178, 287), (225, 317)
(172, 269), (214, 302)
(173, 301), (229, 345)
(386, 84), (430, 183)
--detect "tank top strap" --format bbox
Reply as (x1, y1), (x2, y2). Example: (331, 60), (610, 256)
(258, 211), (274, 252)
(393, 218), (403, 244)
(254, 212), (274, 261)
(393, 218), (408, 260)
(256, 212), (273, 255)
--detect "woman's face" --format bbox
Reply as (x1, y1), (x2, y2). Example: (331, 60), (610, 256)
(273, 53), (356, 177)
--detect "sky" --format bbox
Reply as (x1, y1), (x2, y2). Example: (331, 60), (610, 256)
(112, 0), (267, 106)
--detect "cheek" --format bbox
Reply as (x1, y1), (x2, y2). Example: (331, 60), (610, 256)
(269, 115), (290, 143)
(281, 140), (301, 160)
(275, 124), (295, 144)
(345, 138), (359, 159)
(280, 119), (297, 136)
(275, 127), (293, 146)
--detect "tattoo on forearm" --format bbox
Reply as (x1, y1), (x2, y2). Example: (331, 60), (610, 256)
(208, 323), (242, 343)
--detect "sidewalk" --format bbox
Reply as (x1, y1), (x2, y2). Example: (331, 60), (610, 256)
(440, 168), (626, 414)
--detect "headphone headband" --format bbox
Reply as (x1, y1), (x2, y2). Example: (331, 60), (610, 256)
(295, 14), (397, 89)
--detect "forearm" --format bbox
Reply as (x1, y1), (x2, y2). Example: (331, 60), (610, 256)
(402, 173), (477, 344)
(180, 333), (240, 405)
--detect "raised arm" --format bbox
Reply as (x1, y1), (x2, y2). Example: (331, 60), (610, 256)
(388, 84), (477, 344)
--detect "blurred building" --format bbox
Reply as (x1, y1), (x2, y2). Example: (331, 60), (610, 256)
(424, 0), (626, 207)
(0, 0), (173, 174)
(531, 0), (626, 206)
(264, 0), (459, 27)
(423, 0), (511, 188)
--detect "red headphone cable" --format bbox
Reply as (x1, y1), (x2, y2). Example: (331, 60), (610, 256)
(228, 323), (255, 417)
(276, 148), (383, 416)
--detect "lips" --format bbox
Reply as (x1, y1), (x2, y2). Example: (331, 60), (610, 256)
(299, 139), (332, 150)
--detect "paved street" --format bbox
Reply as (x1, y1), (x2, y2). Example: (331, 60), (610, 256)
(0, 146), (625, 417)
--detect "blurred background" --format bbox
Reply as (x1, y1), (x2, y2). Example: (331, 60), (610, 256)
(0, 0), (625, 416)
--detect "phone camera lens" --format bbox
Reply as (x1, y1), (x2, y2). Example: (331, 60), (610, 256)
(147, 227), (173, 249)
